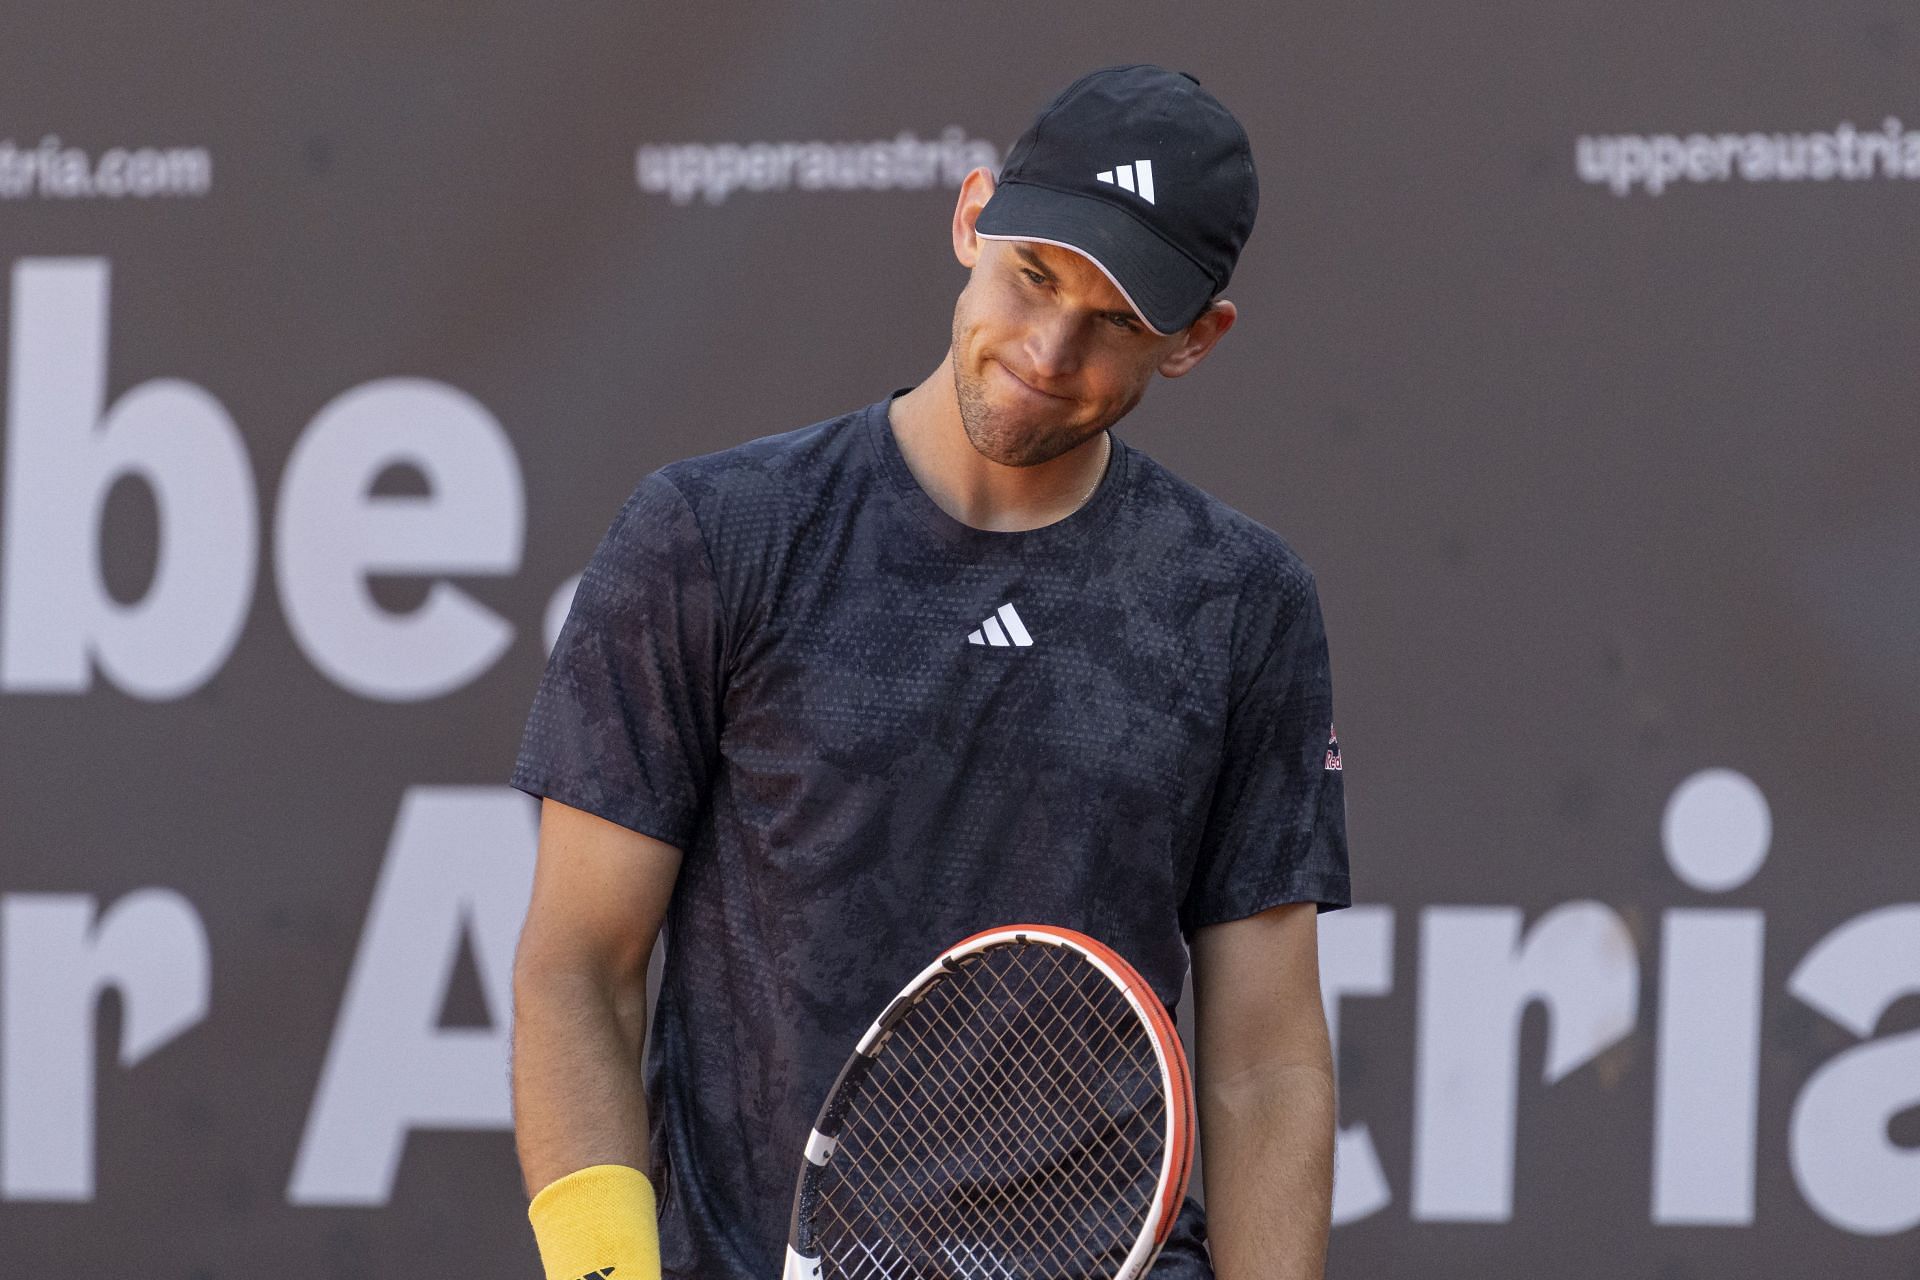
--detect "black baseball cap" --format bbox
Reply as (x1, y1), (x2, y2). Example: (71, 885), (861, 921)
(975, 64), (1259, 336)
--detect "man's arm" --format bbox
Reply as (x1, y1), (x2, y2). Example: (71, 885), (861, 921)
(1189, 900), (1335, 1280)
(511, 796), (683, 1196)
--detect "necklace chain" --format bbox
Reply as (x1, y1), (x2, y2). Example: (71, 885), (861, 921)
(1075, 432), (1111, 511)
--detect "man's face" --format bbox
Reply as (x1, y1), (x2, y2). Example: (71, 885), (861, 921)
(948, 238), (1183, 468)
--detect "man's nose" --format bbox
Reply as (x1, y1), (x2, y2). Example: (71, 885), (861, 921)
(1024, 311), (1083, 381)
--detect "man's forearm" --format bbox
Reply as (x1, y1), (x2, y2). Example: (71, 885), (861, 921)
(1196, 1060), (1336, 1280)
(511, 961), (652, 1196)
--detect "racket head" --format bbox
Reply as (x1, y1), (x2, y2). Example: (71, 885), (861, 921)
(783, 923), (1195, 1280)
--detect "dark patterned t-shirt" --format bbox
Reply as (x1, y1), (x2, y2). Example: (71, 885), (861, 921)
(511, 389), (1350, 1279)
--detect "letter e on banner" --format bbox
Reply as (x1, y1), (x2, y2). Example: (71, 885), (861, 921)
(275, 378), (524, 702)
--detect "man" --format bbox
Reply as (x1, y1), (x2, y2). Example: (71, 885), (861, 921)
(509, 64), (1349, 1280)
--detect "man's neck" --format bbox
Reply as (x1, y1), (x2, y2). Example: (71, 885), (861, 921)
(886, 355), (1109, 532)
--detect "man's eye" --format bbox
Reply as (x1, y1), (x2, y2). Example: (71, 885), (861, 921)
(1020, 268), (1047, 285)
(1109, 315), (1138, 332)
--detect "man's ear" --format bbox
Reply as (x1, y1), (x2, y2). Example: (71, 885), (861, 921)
(1158, 299), (1238, 378)
(952, 167), (997, 269)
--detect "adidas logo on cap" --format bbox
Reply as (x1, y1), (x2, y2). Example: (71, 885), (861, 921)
(1094, 159), (1155, 204)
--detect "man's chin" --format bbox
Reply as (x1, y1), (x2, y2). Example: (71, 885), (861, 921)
(963, 423), (1077, 469)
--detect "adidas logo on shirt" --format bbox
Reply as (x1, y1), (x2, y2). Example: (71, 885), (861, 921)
(1094, 159), (1155, 204)
(967, 603), (1033, 647)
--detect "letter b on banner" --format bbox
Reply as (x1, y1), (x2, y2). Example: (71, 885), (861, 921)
(2, 258), (256, 699)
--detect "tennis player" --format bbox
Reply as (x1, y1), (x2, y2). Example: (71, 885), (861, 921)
(508, 63), (1350, 1280)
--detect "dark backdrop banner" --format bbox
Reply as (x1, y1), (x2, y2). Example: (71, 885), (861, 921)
(2, 3), (1916, 1276)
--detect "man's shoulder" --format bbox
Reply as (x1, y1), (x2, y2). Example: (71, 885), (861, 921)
(654, 401), (871, 504)
(1122, 443), (1318, 595)
(595, 397), (879, 583)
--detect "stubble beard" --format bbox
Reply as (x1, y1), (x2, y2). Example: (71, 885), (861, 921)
(950, 329), (1104, 470)
(951, 357), (1086, 468)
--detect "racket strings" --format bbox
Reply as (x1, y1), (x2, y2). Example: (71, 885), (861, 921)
(828, 1030), (1140, 1275)
(847, 992), (1138, 1267)
(809, 941), (1168, 1279)
(936, 952), (1166, 1239)
(869, 965), (1160, 1273)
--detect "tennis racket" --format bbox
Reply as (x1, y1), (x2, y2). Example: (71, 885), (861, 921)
(780, 923), (1195, 1280)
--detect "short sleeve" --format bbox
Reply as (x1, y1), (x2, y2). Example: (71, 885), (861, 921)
(1180, 574), (1350, 934)
(510, 471), (726, 849)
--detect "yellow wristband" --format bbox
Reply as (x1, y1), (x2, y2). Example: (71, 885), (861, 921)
(527, 1163), (660, 1280)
